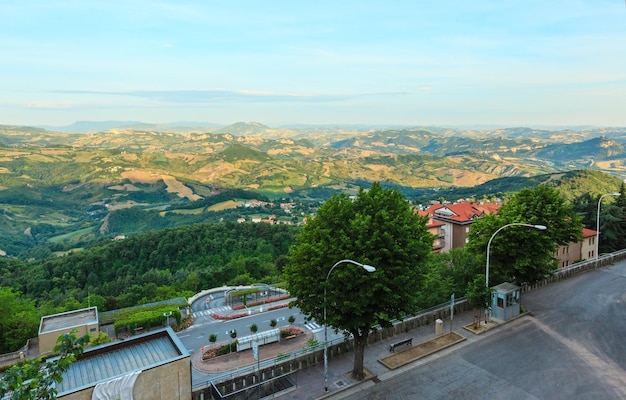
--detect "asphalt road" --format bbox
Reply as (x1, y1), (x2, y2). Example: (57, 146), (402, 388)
(343, 260), (626, 400)
(177, 288), (342, 386)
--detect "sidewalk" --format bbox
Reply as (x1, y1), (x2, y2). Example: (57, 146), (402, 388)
(191, 304), (504, 400)
(294, 309), (482, 400)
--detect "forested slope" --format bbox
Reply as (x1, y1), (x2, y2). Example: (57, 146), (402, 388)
(0, 222), (297, 311)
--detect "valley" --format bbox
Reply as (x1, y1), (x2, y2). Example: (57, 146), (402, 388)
(1, 122), (625, 257)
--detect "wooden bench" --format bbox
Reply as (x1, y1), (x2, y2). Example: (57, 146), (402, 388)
(389, 337), (412, 352)
(284, 335), (297, 340)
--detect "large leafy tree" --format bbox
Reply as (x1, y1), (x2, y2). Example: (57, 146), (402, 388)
(614, 183), (626, 251)
(597, 204), (624, 254)
(466, 185), (582, 285)
(573, 189), (625, 254)
(0, 287), (40, 353)
(416, 248), (481, 308)
(285, 183), (433, 381)
(572, 192), (598, 229)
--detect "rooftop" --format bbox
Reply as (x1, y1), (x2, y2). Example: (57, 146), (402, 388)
(424, 202), (500, 224)
(56, 327), (188, 396)
(39, 307), (98, 335)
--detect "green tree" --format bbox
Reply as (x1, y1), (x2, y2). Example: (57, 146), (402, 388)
(465, 275), (492, 329)
(209, 333), (217, 348)
(288, 315), (296, 325)
(0, 287), (40, 353)
(614, 184), (626, 251)
(572, 192), (597, 229)
(89, 331), (112, 346)
(416, 249), (481, 308)
(250, 323), (258, 334)
(467, 185), (582, 285)
(598, 204), (624, 254)
(285, 183), (433, 380)
(269, 319), (277, 329)
(0, 330), (89, 400)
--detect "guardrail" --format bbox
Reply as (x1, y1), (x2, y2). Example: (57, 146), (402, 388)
(192, 339), (327, 391)
(521, 249), (626, 293)
(192, 250), (626, 392)
(0, 339), (30, 364)
(192, 298), (469, 391)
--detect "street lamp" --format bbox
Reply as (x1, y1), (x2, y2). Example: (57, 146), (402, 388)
(596, 193), (620, 260)
(485, 223), (547, 288)
(163, 311), (172, 327)
(323, 259), (376, 393)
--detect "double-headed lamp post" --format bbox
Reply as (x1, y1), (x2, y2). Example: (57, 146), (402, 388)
(596, 193), (620, 260)
(323, 259), (376, 393)
(485, 223), (547, 288)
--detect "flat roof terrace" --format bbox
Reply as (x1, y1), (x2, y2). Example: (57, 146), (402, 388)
(39, 306), (99, 335)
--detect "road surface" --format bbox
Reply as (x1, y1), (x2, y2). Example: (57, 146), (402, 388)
(342, 260), (626, 399)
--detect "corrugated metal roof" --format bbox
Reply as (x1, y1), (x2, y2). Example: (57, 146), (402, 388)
(56, 328), (187, 395)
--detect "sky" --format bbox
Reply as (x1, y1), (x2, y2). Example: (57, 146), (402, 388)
(1, 0), (625, 128)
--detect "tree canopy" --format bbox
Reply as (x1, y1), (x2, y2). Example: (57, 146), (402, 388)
(0, 287), (41, 353)
(285, 183), (433, 380)
(466, 185), (582, 285)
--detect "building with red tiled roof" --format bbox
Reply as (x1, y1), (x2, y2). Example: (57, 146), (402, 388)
(419, 201), (595, 263)
(421, 201), (501, 251)
(417, 210), (446, 252)
(555, 227), (598, 268)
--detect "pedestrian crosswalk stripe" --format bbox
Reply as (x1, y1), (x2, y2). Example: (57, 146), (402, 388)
(193, 306), (232, 318)
(305, 322), (322, 330)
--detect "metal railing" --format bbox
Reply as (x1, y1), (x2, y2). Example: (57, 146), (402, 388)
(192, 250), (626, 392)
(192, 339), (326, 391)
(521, 249), (626, 293)
(192, 298), (468, 391)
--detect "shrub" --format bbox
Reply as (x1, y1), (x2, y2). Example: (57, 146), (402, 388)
(113, 307), (181, 335)
(217, 343), (234, 356)
(280, 327), (304, 338)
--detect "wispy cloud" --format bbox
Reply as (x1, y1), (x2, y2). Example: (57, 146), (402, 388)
(51, 89), (410, 104)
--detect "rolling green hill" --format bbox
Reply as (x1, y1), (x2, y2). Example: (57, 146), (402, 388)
(1, 123), (626, 257)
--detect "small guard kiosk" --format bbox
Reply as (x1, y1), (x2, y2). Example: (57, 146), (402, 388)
(491, 282), (521, 321)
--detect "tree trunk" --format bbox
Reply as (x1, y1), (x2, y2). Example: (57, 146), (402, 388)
(473, 307), (481, 329)
(351, 332), (368, 380)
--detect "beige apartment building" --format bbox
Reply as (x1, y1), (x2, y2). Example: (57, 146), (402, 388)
(38, 307), (99, 356)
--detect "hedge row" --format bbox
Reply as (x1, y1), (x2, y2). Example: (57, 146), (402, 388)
(211, 303), (288, 320)
(100, 299), (187, 325)
(114, 307), (181, 335)
(231, 295), (291, 310)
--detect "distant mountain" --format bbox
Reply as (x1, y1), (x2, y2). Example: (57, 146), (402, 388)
(215, 121), (271, 136)
(38, 120), (222, 134)
(528, 136), (625, 162)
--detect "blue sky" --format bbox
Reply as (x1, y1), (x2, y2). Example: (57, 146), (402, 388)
(1, 1), (625, 127)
